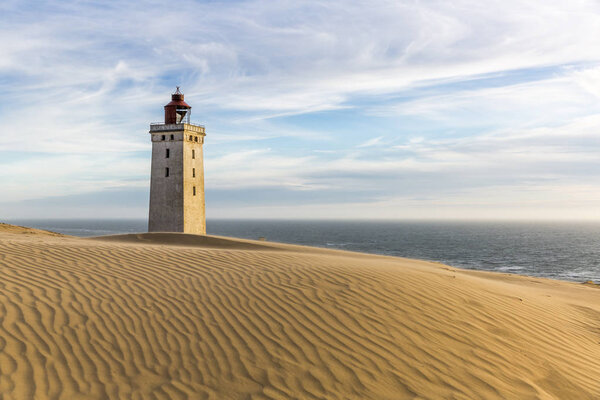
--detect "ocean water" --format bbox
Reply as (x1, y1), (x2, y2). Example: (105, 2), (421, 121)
(7, 219), (600, 283)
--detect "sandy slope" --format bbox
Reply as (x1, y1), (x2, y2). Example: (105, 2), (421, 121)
(0, 223), (63, 236)
(0, 226), (599, 399)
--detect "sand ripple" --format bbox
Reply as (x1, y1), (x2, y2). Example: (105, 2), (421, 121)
(0, 229), (599, 399)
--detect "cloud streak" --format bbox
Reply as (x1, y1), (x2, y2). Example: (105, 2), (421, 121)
(1, 0), (600, 219)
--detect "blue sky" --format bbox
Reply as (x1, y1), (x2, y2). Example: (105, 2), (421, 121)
(2, 0), (600, 220)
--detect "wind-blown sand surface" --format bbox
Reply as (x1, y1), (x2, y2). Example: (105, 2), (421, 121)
(0, 224), (599, 399)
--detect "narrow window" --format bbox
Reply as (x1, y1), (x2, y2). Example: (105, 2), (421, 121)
(194, 136), (198, 142)
(165, 167), (169, 177)
(166, 148), (170, 158)
(161, 135), (165, 140)
(193, 186), (196, 196)
(189, 135), (193, 141)
(170, 134), (174, 140)
(192, 168), (196, 178)
(192, 149), (195, 159)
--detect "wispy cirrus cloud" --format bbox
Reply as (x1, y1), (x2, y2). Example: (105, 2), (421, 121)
(1, 0), (600, 219)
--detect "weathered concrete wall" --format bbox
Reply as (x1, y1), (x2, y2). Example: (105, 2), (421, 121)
(148, 124), (206, 234)
(183, 134), (206, 234)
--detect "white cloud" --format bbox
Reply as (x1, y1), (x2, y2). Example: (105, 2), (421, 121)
(2, 0), (600, 218)
(3, 0), (600, 116)
(0, 153), (149, 202)
(206, 182), (600, 221)
(357, 136), (384, 148)
(374, 67), (600, 129)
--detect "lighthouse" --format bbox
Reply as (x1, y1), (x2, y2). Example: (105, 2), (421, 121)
(148, 88), (206, 234)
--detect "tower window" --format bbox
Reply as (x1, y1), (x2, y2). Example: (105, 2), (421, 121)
(194, 136), (198, 142)
(192, 149), (195, 159)
(166, 148), (170, 158)
(189, 135), (193, 141)
(170, 134), (174, 140)
(193, 186), (196, 196)
(161, 135), (165, 140)
(165, 167), (169, 177)
(192, 168), (196, 178)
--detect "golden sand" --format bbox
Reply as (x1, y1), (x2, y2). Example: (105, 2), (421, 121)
(0, 224), (599, 399)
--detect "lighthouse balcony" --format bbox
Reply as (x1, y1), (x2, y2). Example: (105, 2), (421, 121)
(150, 123), (205, 134)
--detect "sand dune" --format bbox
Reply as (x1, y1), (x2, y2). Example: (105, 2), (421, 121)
(93, 232), (281, 251)
(0, 225), (599, 399)
(0, 222), (63, 236)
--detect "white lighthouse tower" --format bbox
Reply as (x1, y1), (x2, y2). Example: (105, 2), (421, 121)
(148, 88), (206, 234)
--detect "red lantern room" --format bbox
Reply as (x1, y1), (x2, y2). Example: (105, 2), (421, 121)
(164, 87), (191, 124)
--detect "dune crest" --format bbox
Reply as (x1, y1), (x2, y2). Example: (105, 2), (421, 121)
(0, 225), (599, 399)
(90, 232), (280, 251)
(0, 222), (63, 236)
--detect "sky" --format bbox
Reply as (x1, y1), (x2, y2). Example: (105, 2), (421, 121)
(1, 0), (600, 220)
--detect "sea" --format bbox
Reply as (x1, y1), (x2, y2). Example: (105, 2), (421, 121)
(7, 219), (600, 283)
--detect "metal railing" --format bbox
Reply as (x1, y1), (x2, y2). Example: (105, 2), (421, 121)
(150, 122), (205, 128)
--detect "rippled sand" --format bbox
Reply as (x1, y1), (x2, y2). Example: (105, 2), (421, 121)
(0, 224), (599, 399)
